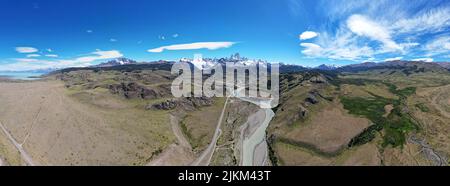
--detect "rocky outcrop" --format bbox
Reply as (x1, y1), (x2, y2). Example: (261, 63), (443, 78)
(309, 75), (327, 84)
(185, 97), (214, 108)
(109, 82), (160, 99)
(299, 105), (308, 119)
(146, 97), (214, 111)
(147, 100), (178, 110)
(305, 94), (319, 105)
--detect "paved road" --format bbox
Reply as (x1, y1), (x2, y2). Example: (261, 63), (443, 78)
(0, 121), (36, 166)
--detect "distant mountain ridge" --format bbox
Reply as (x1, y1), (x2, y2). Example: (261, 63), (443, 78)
(94, 58), (138, 67)
(337, 60), (449, 74)
(47, 55), (450, 76)
(315, 64), (340, 71)
(436, 62), (450, 70)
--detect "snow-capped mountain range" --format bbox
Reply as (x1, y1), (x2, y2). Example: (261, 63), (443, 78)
(94, 58), (138, 67)
(180, 53), (269, 70)
(314, 64), (341, 70)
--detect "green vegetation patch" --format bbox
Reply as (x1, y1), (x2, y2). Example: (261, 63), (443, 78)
(179, 119), (204, 150)
(415, 103), (430, 112)
(341, 81), (419, 148)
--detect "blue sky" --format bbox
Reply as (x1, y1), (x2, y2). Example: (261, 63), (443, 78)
(0, 0), (449, 71)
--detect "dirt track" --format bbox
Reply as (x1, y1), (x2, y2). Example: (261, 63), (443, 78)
(147, 115), (194, 166)
(0, 121), (35, 165)
(0, 80), (174, 165)
(191, 97), (229, 166)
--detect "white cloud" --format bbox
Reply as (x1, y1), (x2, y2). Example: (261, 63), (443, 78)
(299, 31), (318, 40)
(300, 43), (322, 56)
(172, 34), (179, 38)
(347, 14), (402, 52)
(47, 48), (53, 52)
(300, 30), (375, 61)
(384, 57), (403, 62)
(86, 30), (93, 33)
(412, 58), (433, 62)
(15, 47), (38, 53)
(27, 54), (41, 58)
(110, 38), (118, 42)
(148, 42), (236, 53)
(45, 54), (58, 58)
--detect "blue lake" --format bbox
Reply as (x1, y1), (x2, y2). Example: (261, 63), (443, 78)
(0, 72), (44, 80)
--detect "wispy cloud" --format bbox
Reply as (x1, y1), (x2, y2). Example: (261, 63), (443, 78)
(110, 38), (118, 42)
(26, 54), (41, 58)
(391, 7), (450, 34)
(65, 50), (123, 64)
(45, 54), (58, 58)
(302, 0), (450, 62)
(15, 47), (38, 53)
(347, 14), (402, 52)
(1, 50), (123, 71)
(424, 35), (450, 56)
(301, 30), (374, 61)
(148, 42), (236, 53)
(172, 34), (179, 38)
(14, 58), (40, 63)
